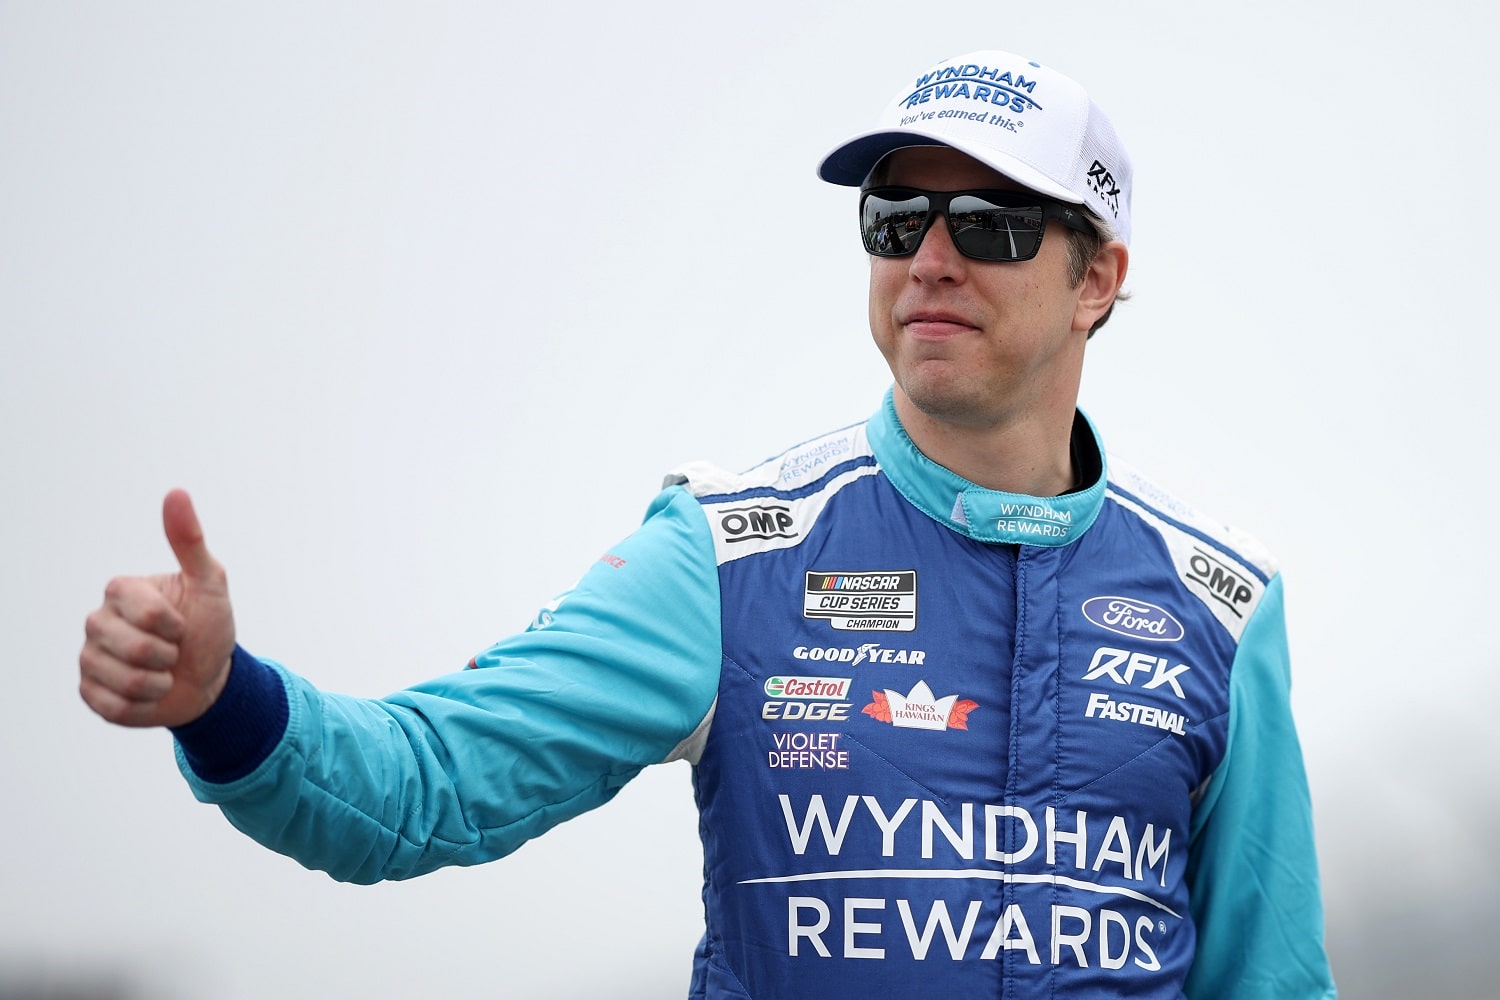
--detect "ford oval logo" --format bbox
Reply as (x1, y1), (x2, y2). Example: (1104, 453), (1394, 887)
(1081, 596), (1184, 642)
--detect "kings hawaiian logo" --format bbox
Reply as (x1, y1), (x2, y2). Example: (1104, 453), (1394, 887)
(863, 681), (978, 732)
(1081, 596), (1185, 643)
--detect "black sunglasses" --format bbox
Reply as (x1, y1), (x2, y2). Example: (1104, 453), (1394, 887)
(859, 186), (1095, 263)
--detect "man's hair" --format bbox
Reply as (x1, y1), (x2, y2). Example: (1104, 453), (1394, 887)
(1062, 218), (1124, 338)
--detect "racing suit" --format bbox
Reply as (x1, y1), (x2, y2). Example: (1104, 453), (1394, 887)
(173, 391), (1336, 997)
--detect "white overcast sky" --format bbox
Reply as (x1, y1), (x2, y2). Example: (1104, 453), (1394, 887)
(3, 2), (1496, 997)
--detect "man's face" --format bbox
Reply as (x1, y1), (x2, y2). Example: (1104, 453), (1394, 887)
(867, 146), (1094, 433)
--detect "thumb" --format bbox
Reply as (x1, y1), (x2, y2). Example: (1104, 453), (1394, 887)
(162, 488), (219, 581)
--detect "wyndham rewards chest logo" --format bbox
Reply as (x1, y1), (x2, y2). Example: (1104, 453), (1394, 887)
(1081, 596), (1184, 643)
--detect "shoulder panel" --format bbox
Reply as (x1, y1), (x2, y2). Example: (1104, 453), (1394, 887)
(1104, 455), (1278, 643)
(663, 423), (878, 566)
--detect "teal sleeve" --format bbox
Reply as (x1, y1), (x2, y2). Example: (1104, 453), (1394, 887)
(1183, 574), (1336, 997)
(174, 486), (722, 884)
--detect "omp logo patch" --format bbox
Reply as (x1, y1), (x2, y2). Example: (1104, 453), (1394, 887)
(719, 504), (796, 543)
(1184, 547), (1254, 618)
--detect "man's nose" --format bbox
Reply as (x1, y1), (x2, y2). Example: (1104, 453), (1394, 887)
(909, 214), (967, 283)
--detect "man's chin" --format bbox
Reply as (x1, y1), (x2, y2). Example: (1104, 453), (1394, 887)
(896, 378), (995, 428)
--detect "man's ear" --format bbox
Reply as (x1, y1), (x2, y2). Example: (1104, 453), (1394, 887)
(1073, 241), (1129, 334)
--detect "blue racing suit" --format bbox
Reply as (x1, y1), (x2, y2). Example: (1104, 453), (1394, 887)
(172, 391), (1336, 998)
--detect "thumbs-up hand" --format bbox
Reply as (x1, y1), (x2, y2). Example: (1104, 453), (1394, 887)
(80, 490), (237, 728)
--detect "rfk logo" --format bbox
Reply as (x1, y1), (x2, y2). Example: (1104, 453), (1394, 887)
(1087, 160), (1121, 216)
(1083, 647), (1191, 699)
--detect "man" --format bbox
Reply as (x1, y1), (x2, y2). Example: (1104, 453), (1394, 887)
(79, 50), (1336, 997)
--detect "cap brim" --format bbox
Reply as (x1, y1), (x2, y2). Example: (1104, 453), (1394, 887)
(816, 128), (1080, 207)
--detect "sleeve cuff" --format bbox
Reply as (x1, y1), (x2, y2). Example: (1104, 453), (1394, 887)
(170, 644), (290, 783)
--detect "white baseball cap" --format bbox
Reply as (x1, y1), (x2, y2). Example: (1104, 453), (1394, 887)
(818, 50), (1132, 245)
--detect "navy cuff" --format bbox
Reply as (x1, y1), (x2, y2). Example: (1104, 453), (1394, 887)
(171, 644), (290, 783)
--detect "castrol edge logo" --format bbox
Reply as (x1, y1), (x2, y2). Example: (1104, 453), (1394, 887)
(1081, 596), (1184, 643)
(764, 676), (852, 700)
(763, 675), (852, 722)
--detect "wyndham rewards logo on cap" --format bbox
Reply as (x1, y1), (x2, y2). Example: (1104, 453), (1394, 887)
(897, 61), (1046, 117)
(818, 50), (1133, 245)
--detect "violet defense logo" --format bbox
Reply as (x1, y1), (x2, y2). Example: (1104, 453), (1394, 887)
(1081, 596), (1184, 642)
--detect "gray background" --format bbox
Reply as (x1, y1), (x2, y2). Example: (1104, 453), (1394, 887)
(2, 2), (1494, 996)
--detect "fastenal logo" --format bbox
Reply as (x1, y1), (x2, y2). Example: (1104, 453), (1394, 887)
(1081, 597), (1184, 643)
(764, 676), (852, 700)
(1184, 547), (1254, 618)
(863, 681), (978, 731)
(792, 643), (927, 666)
(1085, 692), (1188, 736)
(804, 571), (918, 632)
(719, 504), (796, 543)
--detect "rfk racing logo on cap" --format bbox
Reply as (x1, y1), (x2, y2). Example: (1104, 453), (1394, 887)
(1087, 160), (1121, 217)
(804, 571), (917, 632)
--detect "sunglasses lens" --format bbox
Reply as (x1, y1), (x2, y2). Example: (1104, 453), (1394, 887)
(947, 195), (1046, 262)
(860, 190), (1051, 262)
(861, 192), (931, 256)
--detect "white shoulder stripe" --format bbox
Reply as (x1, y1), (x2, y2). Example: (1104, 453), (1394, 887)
(1106, 456), (1277, 578)
(701, 464), (880, 565)
(665, 425), (877, 566)
(670, 424), (870, 497)
(1105, 456), (1278, 643)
